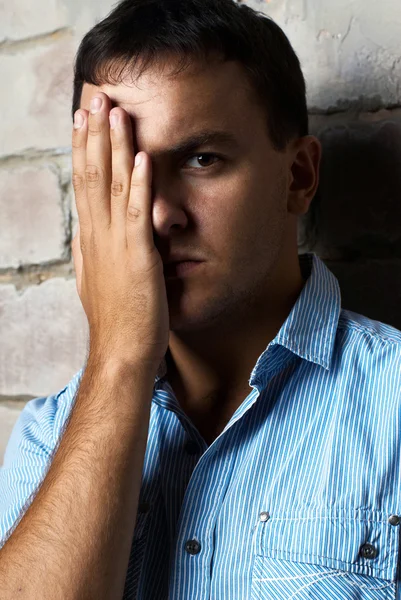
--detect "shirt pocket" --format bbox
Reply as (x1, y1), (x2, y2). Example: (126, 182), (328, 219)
(251, 508), (399, 600)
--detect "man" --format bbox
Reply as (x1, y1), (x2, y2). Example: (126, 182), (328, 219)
(0, 0), (400, 598)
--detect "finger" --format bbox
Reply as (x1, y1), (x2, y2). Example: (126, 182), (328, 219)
(71, 221), (83, 294)
(109, 107), (136, 234)
(85, 92), (113, 230)
(72, 109), (91, 234)
(127, 152), (155, 253)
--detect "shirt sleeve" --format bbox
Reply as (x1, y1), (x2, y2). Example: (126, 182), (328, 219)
(0, 369), (84, 548)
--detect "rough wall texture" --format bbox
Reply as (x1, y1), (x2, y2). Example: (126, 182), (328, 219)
(1, 0), (401, 463)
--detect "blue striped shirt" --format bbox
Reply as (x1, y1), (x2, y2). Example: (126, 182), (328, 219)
(1, 253), (401, 599)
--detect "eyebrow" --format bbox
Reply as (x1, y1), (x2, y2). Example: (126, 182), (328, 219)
(149, 130), (240, 159)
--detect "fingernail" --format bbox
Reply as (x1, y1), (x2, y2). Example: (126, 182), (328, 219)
(74, 112), (84, 129)
(135, 153), (143, 167)
(109, 114), (119, 129)
(90, 97), (103, 114)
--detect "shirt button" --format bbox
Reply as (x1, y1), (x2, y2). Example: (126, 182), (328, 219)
(185, 539), (201, 555)
(185, 440), (201, 455)
(389, 514), (400, 526)
(259, 511), (270, 522)
(359, 543), (378, 559)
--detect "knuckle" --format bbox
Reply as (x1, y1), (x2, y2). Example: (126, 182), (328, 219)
(72, 136), (83, 149)
(72, 172), (85, 193)
(130, 178), (143, 190)
(85, 164), (103, 189)
(111, 138), (124, 152)
(127, 204), (142, 221)
(87, 122), (102, 137)
(111, 179), (125, 197)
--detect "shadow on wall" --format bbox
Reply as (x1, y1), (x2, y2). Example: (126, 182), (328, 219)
(299, 118), (401, 331)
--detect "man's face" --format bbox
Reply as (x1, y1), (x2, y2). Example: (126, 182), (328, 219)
(80, 58), (290, 332)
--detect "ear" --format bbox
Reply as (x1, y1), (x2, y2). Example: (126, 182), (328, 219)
(287, 136), (322, 216)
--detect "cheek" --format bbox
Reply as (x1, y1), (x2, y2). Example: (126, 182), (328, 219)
(188, 165), (285, 247)
(196, 182), (247, 232)
(194, 167), (254, 219)
(195, 186), (257, 256)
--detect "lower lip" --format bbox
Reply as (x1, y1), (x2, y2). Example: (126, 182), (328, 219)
(164, 261), (203, 279)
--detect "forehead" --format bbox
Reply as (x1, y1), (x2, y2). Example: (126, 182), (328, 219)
(80, 60), (263, 141)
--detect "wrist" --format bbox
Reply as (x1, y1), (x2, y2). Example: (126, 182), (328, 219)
(86, 353), (159, 385)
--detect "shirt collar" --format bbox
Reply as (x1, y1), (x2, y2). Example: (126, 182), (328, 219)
(154, 253), (341, 385)
(272, 253), (341, 370)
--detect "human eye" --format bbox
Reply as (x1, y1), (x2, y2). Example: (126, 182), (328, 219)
(183, 153), (221, 169)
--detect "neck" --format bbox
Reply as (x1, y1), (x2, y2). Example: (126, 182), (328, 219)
(165, 254), (306, 405)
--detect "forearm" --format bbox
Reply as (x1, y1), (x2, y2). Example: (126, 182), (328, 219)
(0, 357), (156, 600)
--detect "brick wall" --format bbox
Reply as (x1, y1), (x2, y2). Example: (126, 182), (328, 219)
(1, 0), (401, 463)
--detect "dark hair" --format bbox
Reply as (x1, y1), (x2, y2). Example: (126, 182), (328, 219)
(72, 0), (308, 150)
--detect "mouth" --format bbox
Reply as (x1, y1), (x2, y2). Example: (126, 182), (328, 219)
(163, 261), (203, 279)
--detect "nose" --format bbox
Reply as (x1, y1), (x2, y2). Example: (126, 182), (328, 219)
(151, 188), (189, 238)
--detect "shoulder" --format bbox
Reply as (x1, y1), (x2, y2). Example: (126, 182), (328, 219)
(335, 309), (401, 370)
(338, 309), (401, 345)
